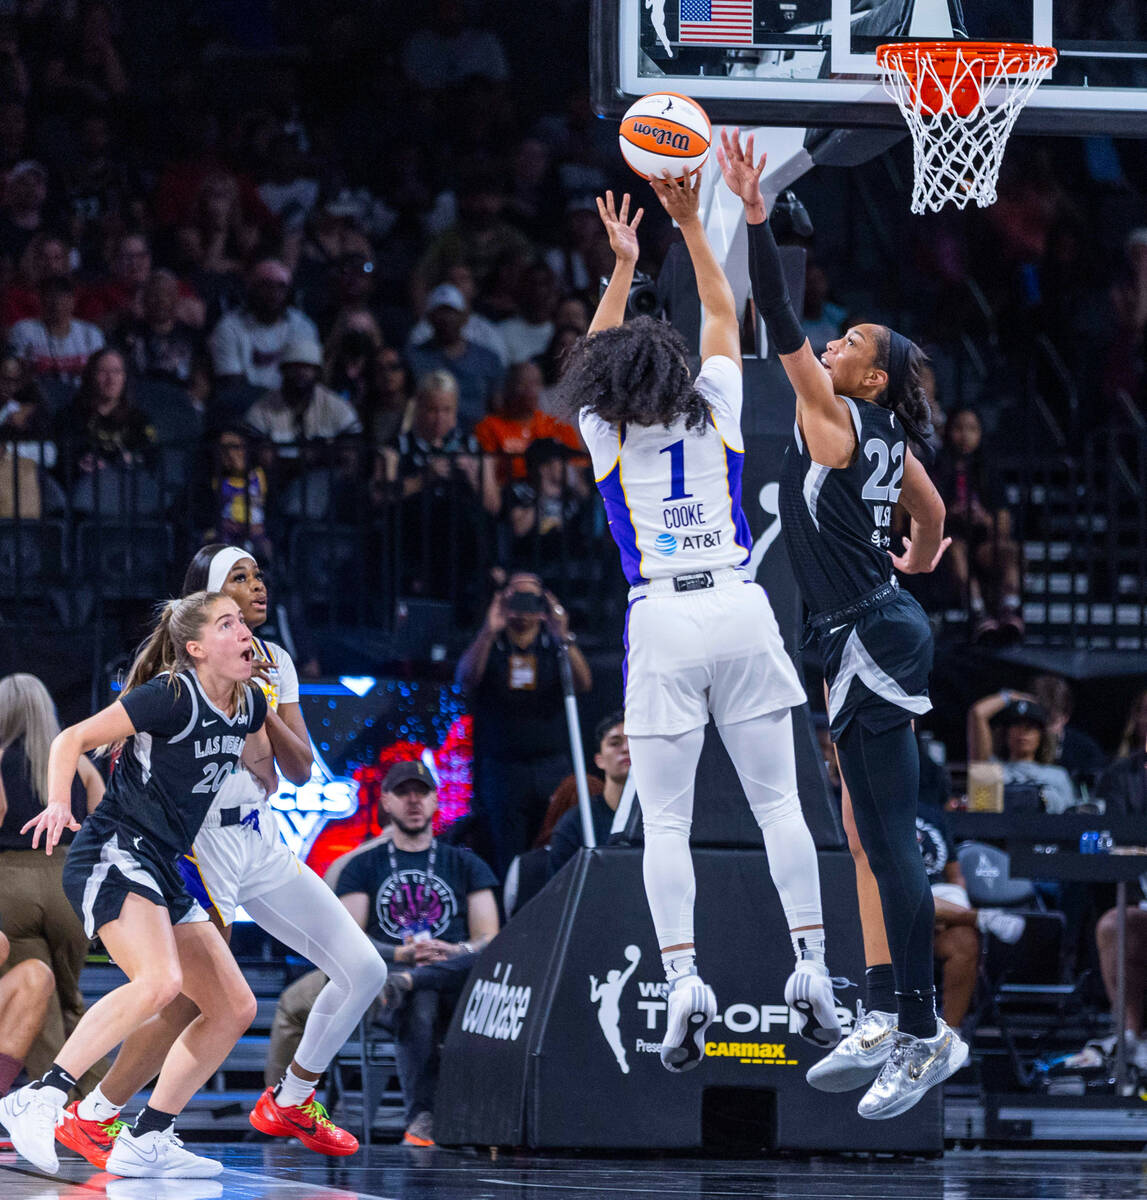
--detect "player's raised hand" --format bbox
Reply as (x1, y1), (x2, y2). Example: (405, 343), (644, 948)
(596, 190), (643, 264)
(650, 167), (701, 225)
(890, 535), (952, 575)
(717, 128), (767, 215)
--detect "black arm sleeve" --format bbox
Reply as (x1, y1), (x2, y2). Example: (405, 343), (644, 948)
(746, 219), (806, 356)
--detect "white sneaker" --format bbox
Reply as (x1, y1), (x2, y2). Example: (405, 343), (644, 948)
(806, 1008), (897, 1092)
(0, 1083), (64, 1174)
(784, 961), (842, 1047)
(857, 1018), (969, 1119)
(106, 1179), (223, 1200)
(976, 908), (1026, 945)
(106, 1126), (223, 1178)
(660, 975), (717, 1073)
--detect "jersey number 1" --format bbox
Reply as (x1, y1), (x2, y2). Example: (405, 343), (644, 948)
(660, 439), (694, 502)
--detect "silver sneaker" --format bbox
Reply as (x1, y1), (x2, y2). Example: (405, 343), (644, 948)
(0, 1083), (64, 1174)
(857, 1019), (969, 1119)
(660, 976), (717, 1073)
(106, 1126), (223, 1178)
(784, 962), (842, 1047)
(806, 1008), (897, 1093)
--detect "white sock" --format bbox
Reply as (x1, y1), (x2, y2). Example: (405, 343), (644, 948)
(662, 950), (697, 985)
(274, 1065), (316, 1109)
(792, 927), (826, 966)
(77, 1083), (123, 1123)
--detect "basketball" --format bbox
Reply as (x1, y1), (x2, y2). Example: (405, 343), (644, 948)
(618, 92), (711, 181)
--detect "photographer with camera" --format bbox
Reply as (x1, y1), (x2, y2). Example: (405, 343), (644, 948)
(457, 572), (592, 877)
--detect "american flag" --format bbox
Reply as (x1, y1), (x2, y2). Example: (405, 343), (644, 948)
(679, 0), (754, 46)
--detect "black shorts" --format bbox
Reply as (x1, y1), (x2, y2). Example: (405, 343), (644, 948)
(814, 590), (934, 740)
(62, 811), (208, 939)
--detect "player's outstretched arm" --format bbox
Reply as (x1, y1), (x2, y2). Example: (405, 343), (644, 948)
(718, 129), (849, 449)
(650, 169), (739, 367)
(588, 191), (643, 335)
(26, 701), (136, 853)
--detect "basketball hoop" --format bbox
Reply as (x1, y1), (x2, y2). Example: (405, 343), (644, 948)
(875, 41), (1058, 215)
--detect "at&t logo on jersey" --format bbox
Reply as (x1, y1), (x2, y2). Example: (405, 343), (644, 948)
(655, 532), (678, 555)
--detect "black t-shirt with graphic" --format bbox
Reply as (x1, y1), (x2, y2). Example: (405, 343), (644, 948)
(916, 800), (953, 885)
(334, 840), (498, 946)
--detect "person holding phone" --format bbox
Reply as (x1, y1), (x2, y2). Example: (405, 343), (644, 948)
(456, 572), (592, 877)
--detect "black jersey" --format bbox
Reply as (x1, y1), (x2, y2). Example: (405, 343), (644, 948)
(106, 671), (267, 857)
(779, 397), (903, 616)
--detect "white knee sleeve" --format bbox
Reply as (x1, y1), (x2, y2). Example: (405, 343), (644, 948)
(718, 710), (824, 931)
(629, 726), (704, 950)
(245, 866), (387, 1075)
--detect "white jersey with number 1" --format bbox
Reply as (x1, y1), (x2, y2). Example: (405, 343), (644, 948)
(579, 355), (752, 584)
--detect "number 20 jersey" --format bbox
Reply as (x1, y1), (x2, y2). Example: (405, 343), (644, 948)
(580, 355), (752, 584)
(779, 395), (903, 616)
(109, 672), (268, 857)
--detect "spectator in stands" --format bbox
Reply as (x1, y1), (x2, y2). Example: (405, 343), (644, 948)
(505, 437), (592, 570)
(1092, 745), (1147, 1070)
(42, 0), (129, 112)
(323, 309), (383, 407)
(801, 259), (847, 357)
(266, 761), (499, 1148)
(76, 232), (196, 333)
(499, 260), (560, 365)
(210, 259), (319, 392)
(401, 0), (509, 91)
(406, 283), (505, 428)
(8, 276), (104, 386)
(203, 426), (271, 561)
(458, 572), (592, 876)
(244, 338), (361, 458)
(547, 711), (630, 879)
(0, 160), (48, 265)
(1117, 688), (1147, 758)
(0, 233), (71, 327)
(1029, 674), (1107, 784)
(114, 270), (203, 388)
(537, 323), (583, 417)
(0, 919), (54, 1099)
(407, 264), (509, 367)
(1104, 226), (1147, 412)
(475, 360), (581, 486)
(931, 406), (1023, 644)
(0, 674), (106, 1093)
(545, 196), (610, 298)
(362, 346), (413, 448)
(54, 347), (154, 476)
(0, 353), (54, 465)
(967, 693), (1078, 813)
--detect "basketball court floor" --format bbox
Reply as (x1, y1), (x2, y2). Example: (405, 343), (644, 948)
(3, 1146), (1146, 1199)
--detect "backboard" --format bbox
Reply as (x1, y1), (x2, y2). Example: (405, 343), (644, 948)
(592, 0), (1147, 134)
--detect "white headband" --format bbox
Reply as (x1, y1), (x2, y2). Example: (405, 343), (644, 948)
(206, 546), (257, 594)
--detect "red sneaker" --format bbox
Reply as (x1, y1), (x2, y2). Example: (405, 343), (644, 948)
(248, 1087), (359, 1156)
(55, 1101), (127, 1169)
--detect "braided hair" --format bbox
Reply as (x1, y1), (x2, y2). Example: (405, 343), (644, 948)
(556, 316), (711, 433)
(871, 325), (938, 462)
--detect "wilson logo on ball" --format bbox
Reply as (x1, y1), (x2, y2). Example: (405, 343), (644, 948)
(619, 91), (711, 181)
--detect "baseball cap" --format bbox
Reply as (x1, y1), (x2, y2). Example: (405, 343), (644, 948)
(426, 283), (467, 313)
(525, 437), (574, 471)
(383, 760), (437, 792)
(995, 699), (1049, 729)
(280, 338), (323, 368)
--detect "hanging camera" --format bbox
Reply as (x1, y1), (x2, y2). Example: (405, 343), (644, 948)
(598, 270), (663, 320)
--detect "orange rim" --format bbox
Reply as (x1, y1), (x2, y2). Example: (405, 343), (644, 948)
(875, 41), (1057, 75)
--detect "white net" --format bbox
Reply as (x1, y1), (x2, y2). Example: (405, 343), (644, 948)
(876, 43), (1057, 215)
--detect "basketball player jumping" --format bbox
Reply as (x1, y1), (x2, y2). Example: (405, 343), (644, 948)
(560, 177), (841, 1074)
(719, 129), (967, 1118)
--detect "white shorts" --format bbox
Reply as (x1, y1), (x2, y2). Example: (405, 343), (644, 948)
(181, 774), (301, 926)
(623, 571), (806, 737)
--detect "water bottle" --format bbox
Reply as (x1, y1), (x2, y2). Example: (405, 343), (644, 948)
(1096, 830), (1114, 855)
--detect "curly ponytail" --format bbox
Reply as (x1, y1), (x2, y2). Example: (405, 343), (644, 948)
(873, 325), (939, 462)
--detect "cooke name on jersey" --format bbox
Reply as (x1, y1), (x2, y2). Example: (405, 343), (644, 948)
(662, 500), (706, 530)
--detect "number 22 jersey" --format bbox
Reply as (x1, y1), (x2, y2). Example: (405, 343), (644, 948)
(779, 396), (903, 616)
(580, 354), (752, 583)
(108, 672), (268, 857)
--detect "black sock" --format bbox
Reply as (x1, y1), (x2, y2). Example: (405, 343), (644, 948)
(132, 1105), (177, 1137)
(865, 964), (896, 1015)
(896, 989), (938, 1039)
(32, 1064), (77, 1095)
